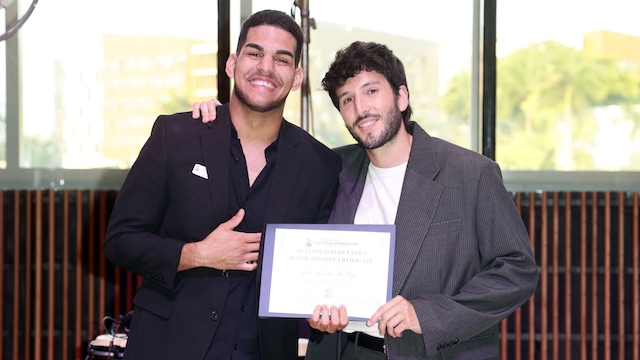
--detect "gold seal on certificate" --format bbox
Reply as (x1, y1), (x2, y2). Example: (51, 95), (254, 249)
(258, 223), (396, 321)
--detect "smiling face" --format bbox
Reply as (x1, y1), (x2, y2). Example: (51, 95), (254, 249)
(337, 71), (409, 149)
(226, 25), (303, 113)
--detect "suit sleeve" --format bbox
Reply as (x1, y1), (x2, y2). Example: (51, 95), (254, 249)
(103, 115), (184, 292)
(413, 161), (539, 356)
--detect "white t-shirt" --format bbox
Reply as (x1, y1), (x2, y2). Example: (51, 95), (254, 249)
(346, 161), (407, 337)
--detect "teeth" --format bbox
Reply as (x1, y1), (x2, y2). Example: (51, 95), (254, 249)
(359, 119), (375, 128)
(251, 80), (275, 89)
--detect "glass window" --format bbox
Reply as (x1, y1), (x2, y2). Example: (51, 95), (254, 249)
(5, 1), (638, 190)
(496, 0), (640, 172)
(251, 0), (476, 151)
(15, 0), (217, 170)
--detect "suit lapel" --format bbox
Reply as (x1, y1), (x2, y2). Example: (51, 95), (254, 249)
(392, 167), (442, 294)
(264, 122), (304, 224)
(392, 124), (442, 294)
(199, 111), (302, 224)
(331, 125), (443, 295)
(200, 105), (232, 222)
(329, 148), (369, 224)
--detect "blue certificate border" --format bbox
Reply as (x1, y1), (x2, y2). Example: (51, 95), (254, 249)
(259, 223), (396, 320)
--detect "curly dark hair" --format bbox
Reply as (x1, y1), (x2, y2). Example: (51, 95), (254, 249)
(321, 41), (412, 125)
(236, 9), (304, 67)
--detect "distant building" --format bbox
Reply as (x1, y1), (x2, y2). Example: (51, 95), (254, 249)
(583, 30), (640, 78)
(102, 35), (216, 167)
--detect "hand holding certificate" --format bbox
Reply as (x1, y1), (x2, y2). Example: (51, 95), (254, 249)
(259, 224), (395, 321)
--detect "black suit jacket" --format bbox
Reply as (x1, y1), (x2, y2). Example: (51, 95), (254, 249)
(104, 105), (341, 360)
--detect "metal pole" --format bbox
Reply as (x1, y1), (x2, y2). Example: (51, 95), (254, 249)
(217, 0), (231, 104)
(297, 0), (310, 132)
(482, 0), (497, 160)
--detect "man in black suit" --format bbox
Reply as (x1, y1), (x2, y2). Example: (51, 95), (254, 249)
(103, 10), (341, 360)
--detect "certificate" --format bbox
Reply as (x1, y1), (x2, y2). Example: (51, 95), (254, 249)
(258, 223), (395, 321)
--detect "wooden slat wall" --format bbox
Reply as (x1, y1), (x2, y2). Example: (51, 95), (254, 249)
(1, 190), (639, 359)
(499, 191), (640, 360)
(0, 189), (138, 360)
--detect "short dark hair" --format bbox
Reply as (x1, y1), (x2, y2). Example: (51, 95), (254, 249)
(236, 9), (304, 67)
(321, 41), (412, 124)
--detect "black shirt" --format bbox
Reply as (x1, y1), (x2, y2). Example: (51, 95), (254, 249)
(205, 123), (278, 360)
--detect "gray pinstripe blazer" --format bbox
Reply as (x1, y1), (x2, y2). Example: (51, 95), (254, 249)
(305, 122), (538, 360)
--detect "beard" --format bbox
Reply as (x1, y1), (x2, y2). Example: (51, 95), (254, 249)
(233, 81), (288, 113)
(348, 103), (403, 150)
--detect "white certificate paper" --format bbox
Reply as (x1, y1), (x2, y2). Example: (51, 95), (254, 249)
(259, 223), (395, 321)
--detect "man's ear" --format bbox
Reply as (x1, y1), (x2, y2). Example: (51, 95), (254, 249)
(225, 54), (237, 78)
(397, 85), (409, 112)
(291, 67), (303, 91)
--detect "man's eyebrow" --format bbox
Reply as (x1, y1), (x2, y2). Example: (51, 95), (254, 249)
(244, 43), (264, 52)
(362, 80), (381, 88)
(275, 49), (294, 58)
(244, 43), (294, 59)
(338, 80), (381, 100)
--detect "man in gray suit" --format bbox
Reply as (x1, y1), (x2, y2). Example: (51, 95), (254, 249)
(193, 41), (538, 359)
(302, 41), (538, 359)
